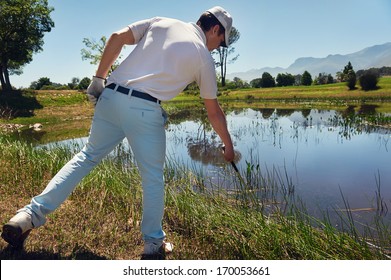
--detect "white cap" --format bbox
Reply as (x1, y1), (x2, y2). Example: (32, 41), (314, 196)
(206, 6), (233, 47)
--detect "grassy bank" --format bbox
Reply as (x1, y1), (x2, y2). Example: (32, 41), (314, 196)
(0, 137), (389, 260)
(0, 89), (94, 143)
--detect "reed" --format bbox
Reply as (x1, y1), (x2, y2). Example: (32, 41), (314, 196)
(0, 136), (389, 259)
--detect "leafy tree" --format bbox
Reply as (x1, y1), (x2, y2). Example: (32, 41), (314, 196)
(213, 27), (240, 87)
(294, 74), (302, 86)
(359, 70), (379, 91)
(30, 77), (51, 90)
(78, 77), (91, 90)
(250, 78), (262, 88)
(0, 0), (54, 91)
(232, 77), (246, 88)
(314, 72), (331, 85)
(301, 71), (312, 86)
(260, 72), (275, 88)
(327, 74), (334, 84)
(276, 73), (295, 87)
(81, 37), (106, 67)
(68, 77), (80, 89)
(346, 69), (357, 90)
(336, 71), (344, 82)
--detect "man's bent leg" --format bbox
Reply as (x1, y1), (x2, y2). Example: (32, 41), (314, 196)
(19, 91), (125, 228)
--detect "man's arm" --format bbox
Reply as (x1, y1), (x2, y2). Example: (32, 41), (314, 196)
(86, 27), (135, 105)
(95, 27), (135, 78)
(204, 98), (235, 162)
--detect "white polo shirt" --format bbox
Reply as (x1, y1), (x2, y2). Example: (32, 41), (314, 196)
(107, 17), (218, 101)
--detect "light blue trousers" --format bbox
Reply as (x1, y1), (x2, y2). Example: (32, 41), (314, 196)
(20, 87), (167, 242)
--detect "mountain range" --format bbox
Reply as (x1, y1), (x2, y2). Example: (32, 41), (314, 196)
(227, 42), (391, 82)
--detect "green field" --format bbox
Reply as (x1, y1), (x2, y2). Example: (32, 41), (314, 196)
(173, 77), (391, 111)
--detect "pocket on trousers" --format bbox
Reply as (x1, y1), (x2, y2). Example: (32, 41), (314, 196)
(128, 106), (154, 112)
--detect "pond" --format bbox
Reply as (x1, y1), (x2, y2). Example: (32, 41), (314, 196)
(38, 104), (391, 232)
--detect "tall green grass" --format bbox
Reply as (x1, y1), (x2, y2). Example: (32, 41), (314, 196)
(0, 136), (389, 259)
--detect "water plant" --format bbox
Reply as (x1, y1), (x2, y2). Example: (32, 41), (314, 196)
(0, 136), (389, 260)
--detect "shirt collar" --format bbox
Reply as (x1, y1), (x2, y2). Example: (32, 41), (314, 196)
(191, 23), (207, 46)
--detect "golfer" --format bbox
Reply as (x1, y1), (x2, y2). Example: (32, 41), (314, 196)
(2, 6), (235, 257)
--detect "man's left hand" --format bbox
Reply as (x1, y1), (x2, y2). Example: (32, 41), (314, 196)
(86, 76), (106, 105)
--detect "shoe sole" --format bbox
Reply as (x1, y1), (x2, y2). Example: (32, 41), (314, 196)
(1, 221), (31, 248)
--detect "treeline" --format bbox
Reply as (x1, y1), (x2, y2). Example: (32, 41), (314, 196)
(29, 77), (91, 90)
(26, 66), (391, 92)
(218, 65), (390, 91)
(356, 66), (391, 77)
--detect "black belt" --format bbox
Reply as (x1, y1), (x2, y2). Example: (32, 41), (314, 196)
(106, 83), (161, 104)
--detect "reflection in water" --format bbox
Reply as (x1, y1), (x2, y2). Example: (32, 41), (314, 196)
(187, 140), (242, 166)
(186, 122), (242, 166)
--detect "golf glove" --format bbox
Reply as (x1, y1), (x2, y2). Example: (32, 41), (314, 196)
(86, 76), (106, 105)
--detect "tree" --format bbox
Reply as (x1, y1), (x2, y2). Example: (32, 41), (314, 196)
(68, 77), (80, 90)
(341, 61), (353, 82)
(327, 74), (334, 84)
(357, 67), (391, 78)
(0, 0), (54, 91)
(314, 73), (330, 85)
(78, 77), (91, 90)
(260, 72), (275, 88)
(336, 71), (344, 82)
(359, 70), (379, 91)
(250, 78), (262, 88)
(294, 74), (302, 86)
(346, 69), (356, 90)
(30, 77), (52, 90)
(301, 71), (312, 86)
(231, 77), (247, 89)
(81, 36), (124, 75)
(37, 77), (52, 89)
(213, 27), (240, 87)
(276, 73), (295, 87)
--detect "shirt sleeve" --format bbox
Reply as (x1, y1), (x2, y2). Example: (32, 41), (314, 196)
(128, 17), (162, 43)
(196, 57), (218, 99)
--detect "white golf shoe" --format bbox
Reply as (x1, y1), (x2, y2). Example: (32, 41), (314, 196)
(1, 212), (33, 248)
(142, 241), (173, 259)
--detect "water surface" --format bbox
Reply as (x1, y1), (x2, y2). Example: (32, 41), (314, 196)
(41, 106), (391, 229)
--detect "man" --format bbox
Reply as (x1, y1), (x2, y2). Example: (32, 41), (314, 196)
(1, 6), (235, 258)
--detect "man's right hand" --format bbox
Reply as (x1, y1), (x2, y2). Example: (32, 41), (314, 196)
(204, 98), (235, 162)
(222, 144), (235, 162)
(86, 76), (106, 105)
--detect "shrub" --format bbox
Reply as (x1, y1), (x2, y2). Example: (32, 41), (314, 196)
(56, 85), (71, 90)
(359, 71), (379, 91)
(40, 85), (56, 90)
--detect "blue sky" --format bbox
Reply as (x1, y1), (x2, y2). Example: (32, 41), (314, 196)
(10, 0), (391, 88)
